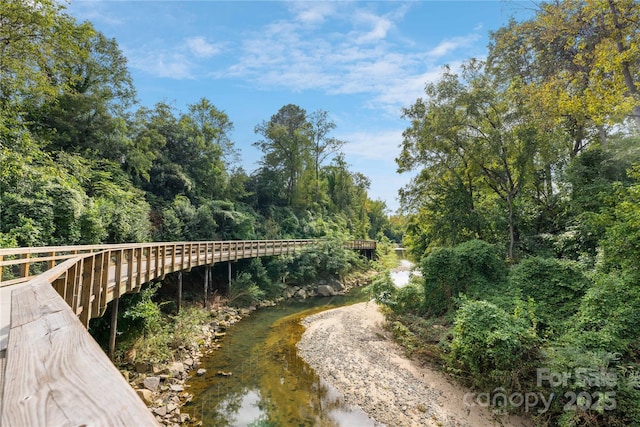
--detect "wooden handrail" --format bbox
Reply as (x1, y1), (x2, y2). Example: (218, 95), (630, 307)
(1, 257), (159, 426)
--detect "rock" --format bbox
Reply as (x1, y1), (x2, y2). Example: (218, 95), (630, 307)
(183, 358), (194, 367)
(328, 278), (345, 291)
(143, 376), (161, 392)
(317, 284), (337, 297)
(167, 403), (178, 413)
(121, 370), (130, 383)
(168, 362), (184, 376)
(217, 370), (232, 376)
(136, 388), (154, 405)
(196, 368), (207, 376)
(214, 332), (226, 339)
(170, 384), (185, 392)
(180, 414), (191, 423)
(153, 406), (167, 417)
(295, 288), (307, 299)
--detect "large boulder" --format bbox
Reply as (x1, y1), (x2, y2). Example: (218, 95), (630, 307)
(328, 278), (345, 292)
(317, 284), (337, 297)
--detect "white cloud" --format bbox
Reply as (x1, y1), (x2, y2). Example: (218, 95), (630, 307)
(185, 37), (222, 58)
(125, 47), (194, 79)
(353, 11), (394, 44)
(288, 2), (336, 25)
(340, 129), (404, 161)
(427, 34), (481, 58)
(209, 4), (484, 112)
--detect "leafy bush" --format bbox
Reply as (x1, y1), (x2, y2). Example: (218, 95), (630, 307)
(366, 271), (397, 306)
(563, 272), (640, 356)
(542, 347), (640, 427)
(421, 240), (507, 315)
(123, 282), (165, 336)
(229, 272), (265, 307)
(287, 239), (363, 285)
(508, 257), (591, 334)
(448, 299), (539, 390)
(393, 283), (425, 315)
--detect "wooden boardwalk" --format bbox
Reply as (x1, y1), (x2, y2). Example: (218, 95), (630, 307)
(0, 239), (375, 426)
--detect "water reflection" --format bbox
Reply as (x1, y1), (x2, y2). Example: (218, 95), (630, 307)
(389, 260), (417, 288)
(184, 293), (380, 426)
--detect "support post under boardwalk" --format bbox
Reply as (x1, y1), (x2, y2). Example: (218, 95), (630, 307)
(177, 271), (183, 314)
(203, 266), (209, 307)
(109, 297), (119, 360)
(228, 261), (232, 291)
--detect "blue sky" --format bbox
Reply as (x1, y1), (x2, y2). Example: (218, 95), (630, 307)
(67, 1), (531, 212)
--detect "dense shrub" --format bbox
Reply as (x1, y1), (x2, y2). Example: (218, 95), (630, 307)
(421, 240), (506, 315)
(367, 271), (396, 306)
(508, 257), (591, 334)
(448, 299), (539, 390)
(393, 283), (424, 315)
(542, 347), (640, 427)
(564, 272), (640, 356)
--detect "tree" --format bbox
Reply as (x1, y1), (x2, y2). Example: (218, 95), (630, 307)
(254, 104), (312, 207)
(489, 0), (640, 141)
(398, 61), (541, 259)
(0, 0), (91, 146)
(307, 110), (345, 204)
(27, 30), (138, 166)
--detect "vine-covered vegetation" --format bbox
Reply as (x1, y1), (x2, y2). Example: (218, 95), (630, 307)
(374, 2), (640, 426)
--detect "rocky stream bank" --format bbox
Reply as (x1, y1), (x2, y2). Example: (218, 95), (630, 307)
(118, 274), (372, 426)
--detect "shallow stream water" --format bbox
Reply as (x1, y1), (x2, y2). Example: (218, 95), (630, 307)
(185, 263), (415, 426)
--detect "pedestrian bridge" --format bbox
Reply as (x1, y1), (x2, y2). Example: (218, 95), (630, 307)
(0, 238), (376, 426)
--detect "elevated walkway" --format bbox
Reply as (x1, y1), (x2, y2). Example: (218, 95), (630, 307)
(0, 239), (376, 425)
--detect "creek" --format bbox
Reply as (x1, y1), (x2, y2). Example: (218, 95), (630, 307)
(184, 263), (414, 426)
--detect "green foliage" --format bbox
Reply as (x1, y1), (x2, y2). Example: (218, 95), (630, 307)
(600, 165), (640, 275)
(421, 240), (507, 315)
(392, 284), (424, 315)
(448, 299), (539, 390)
(228, 272), (265, 307)
(123, 283), (164, 336)
(366, 272), (397, 306)
(508, 257), (591, 334)
(564, 272), (640, 356)
(541, 348), (640, 427)
(287, 239), (363, 285)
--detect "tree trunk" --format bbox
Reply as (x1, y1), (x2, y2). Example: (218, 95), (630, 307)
(607, 0), (640, 132)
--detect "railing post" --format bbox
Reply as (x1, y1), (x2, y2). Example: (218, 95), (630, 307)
(48, 251), (55, 270)
(171, 244), (177, 273)
(79, 255), (96, 327)
(203, 265), (209, 307)
(177, 271), (183, 314)
(127, 248), (134, 291)
(114, 250), (123, 297)
(135, 247), (143, 291)
(91, 252), (105, 317)
(20, 253), (30, 279)
(109, 296), (119, 361)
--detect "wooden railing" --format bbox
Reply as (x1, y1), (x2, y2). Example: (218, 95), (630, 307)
(0, 239), (375, 426)
(0, 240), (318, 326)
